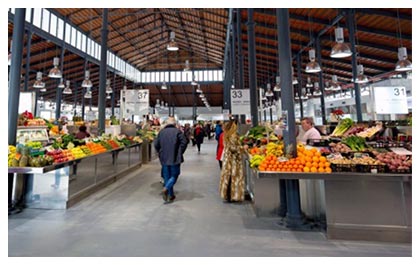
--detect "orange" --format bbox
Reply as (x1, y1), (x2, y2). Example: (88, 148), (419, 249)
(318, 167), (325, 173)
(318, 162), (325, 168)
(319, 156), (327, 163)
(310, 167), (318, 173)
(325, 167), (332, 173)
(312, 156), (319, 163)
(312, 162), (319, 168)
(303, 167), (310, 172)
(324, 162), (331, 168)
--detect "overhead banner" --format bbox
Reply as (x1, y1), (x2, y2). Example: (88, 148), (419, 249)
(231, 89), (250, 115)
(121, 89), (150, 118)
(374, 86), (408, 114)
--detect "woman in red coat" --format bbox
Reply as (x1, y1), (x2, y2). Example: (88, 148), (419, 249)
(216, 124), (225, 169)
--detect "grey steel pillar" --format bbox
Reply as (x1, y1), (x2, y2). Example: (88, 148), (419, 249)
(223, 54), (231, 111)
(247, 9), (259, 127)
(8, 8), (26, 146)
(277, 8), (306, 229)
(81, 88), (86, 120)
(55, 44), (65, 121)
(111, 70), (116, 116)
(98, 8), (109, 134)
(73, 83), (78, 116)
(23, 10), (33, 92)
(315, 37), (327, 125)
(237, 8), (244, 90)
(347, 9), (363, 122)
(296, 53), (304, 119)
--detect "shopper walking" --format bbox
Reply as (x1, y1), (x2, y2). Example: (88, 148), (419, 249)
(215, 120), (223, 141)
(219, 120), (245, 202)
(183, 123), (192, 145)
(193, 123), (205, 153)
(154, 116), (188, 203)
(215, 122), (226, 169)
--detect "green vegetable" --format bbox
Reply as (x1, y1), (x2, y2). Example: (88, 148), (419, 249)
(331, 118), (353, 137)
(341, 135), (367, 151)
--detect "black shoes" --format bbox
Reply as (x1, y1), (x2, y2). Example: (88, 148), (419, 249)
(162, 188), (168, 202)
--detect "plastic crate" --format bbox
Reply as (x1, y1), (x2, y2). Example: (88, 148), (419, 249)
(330, 163), (354, 172)
(355, 164), (386, 173)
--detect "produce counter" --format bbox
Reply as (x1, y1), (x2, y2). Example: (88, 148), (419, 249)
(8, 143), (142, 210)
(248, 168), (411, 243)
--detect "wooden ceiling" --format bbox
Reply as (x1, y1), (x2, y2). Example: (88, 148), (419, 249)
(8, 8), (412, 110)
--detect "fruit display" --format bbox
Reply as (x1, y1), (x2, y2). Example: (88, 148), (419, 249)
(136, 129), (157, 142)
(329, 142), (352, 153)
(257, 146), (331, 173)
(8, 145), (16, 167)
(249, 154), (264, 168)
(356, 123), (383, 138)
(342, 125), (366, 136)
(69, 147), (87, 159)
(85, 142), (107, 154)
(108, 139), (122, 149)
(265, 142), (284, 157)
(46, 149), (74, 164)
(371, 151), (412, 172)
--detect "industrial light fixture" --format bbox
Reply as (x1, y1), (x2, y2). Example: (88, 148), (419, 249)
(58, 78), (65, 89)
(84, 88), (92, 99)
(155, 99), (161, 108)
(305, 49), (321, 73)
(199, 93), (205, 98)
(353, 64), (369, 84)
(48, 57), (62, 78)
(105, 78), (113, 94)
(330, 75), (341, 91)
(265, 83), (274, 97)
(106, 94), (111, 99)
(291, 67), (298, 85)
(313, 82), (322, 96)
(306, 77), (313, 88)
(196, 84), (203, 93)
(294, 92), (300, 100)
(305, 87), (312, 97)
(63, 80), (72, 94)
(161, 81), (167, 90)
(301, 91), (308, 100)
(273, 76), (281, 91)
(184, 60), (191, 71)
(395, 47), (412, 72)
(33, 71), (45, 89)
(191, 75), (198, 86)
(167, 31), (179, 51)
(82, 70), (93, 88)
(330, 27), (352, 58)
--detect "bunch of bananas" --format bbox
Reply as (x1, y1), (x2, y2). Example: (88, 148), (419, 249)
(265, 142), (284, 157)
(250, 154), (265, 168)
(8, 145), (16, 167)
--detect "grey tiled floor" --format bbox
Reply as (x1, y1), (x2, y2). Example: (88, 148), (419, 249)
(8, 140), (412, 257)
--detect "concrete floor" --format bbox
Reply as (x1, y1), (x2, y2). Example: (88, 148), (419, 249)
(8, 139), (412, 257)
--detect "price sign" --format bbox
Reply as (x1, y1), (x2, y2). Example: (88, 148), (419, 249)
(374, 86), (408, 114)
(231, 89), (250, 114)
(121, 89), (150, 118)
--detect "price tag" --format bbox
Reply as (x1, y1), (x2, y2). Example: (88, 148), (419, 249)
(374, 86), (408, 114)
(231, 89), (250, 115)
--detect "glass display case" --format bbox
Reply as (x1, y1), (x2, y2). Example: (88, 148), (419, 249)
(16, 126), (49, 144)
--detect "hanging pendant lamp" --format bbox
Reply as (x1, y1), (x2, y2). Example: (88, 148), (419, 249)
(330, 27), (352, 58)
(305, 49), (321, 73)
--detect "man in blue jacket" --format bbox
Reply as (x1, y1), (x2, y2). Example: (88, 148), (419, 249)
(154, 116), (188, 203)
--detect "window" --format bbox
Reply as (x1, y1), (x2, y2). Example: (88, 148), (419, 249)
(41, 9), (50, 32)
(170, 71), (176, 82)
(141, 72), (146, 83)
(32, 8), (41, 28)
(65, 23), (71, 44)
(57, 18), (64, 40)
(146, 72), (150, 82)
(87, 39), (92, 56)
(97, 45), (101, 59)
(151, 72), (155, 83)
(81, 34), (86, 52)
(49, 14), (57, 36)
(176, 71), (181, 82)
(76, 31), (82, 50)
(25, 8), (32, 23)
(203, 70), (209, 81)
(71, 26), (76, 47)
(181, 71), (188, 82)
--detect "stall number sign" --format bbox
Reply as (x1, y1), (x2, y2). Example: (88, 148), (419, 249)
(122, 89), (150, 116)
(374, 86), (408, 114)
(231, 89), (250, 115)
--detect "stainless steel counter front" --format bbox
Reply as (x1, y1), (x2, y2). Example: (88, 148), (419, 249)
(9, 143), (143, 210)
(248, 169), (412, 243)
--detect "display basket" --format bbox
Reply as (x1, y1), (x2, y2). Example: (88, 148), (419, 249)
(386, 166), (412, 174)
(30, 148), (45, 157)
(355, 164), (386, 173)
(330, 163), (355, 172)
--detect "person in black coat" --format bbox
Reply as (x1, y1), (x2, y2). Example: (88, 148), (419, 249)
(193, 123), (205, 153)
(154, 117), (188, 203)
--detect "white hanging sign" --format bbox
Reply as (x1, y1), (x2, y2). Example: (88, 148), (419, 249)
(121, 89), (150, 118)
(231, 89), (250, 115)
(374, 86), (408, 114)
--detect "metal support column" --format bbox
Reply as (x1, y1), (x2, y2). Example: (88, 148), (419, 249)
(81, 88), (86, 120)
(98, 8), (109, 134)
(237, 8), (244, 90)
(315, 37), (327, 125)
(247, 9), (259, 127)
(223, 53), (231, 111)
(8, 8), (26, 146)
(347, 9), (363, 122)
(23, 9), (33, 92)
(277, 8), (306, 229)
(55, 41), (66, 121)
(111, 57), (117, 116)
(296, 53), (304, 119)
